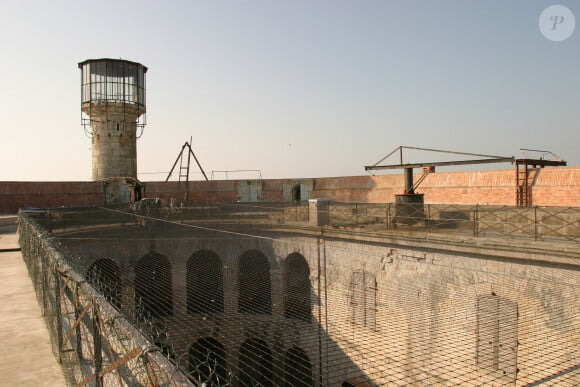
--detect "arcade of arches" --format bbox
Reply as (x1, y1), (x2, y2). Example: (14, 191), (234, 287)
(86, 249), (313, 386)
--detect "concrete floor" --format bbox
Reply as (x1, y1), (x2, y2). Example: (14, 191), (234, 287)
(0, 233), (66, 386)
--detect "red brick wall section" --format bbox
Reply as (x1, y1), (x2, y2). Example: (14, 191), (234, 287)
(0, 182), (105, 214)
(1, 167), (578, 213)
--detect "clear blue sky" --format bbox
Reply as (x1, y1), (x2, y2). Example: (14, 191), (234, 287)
(0, 1), (578, 181)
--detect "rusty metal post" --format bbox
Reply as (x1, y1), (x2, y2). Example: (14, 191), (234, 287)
(93, 304), (103, 387)
(534, 206), (539, 241)
(474, 204), (479, 237)
(74, 285), (84, 362)
(404, 168), (414, 194)
(53, 269), (63, 359)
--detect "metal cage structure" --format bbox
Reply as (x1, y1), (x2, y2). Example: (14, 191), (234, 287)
(79, 58), (147, 136)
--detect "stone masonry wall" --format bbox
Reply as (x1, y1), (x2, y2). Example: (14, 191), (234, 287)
(0, 182), (105, 213)
(59, 223), (580, 386)
(1, 167), (578, 213)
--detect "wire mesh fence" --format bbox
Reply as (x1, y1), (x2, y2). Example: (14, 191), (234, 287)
(18, 203), (579, 386)
(18, 213), (192, 386)
(328, 202), (580, 242)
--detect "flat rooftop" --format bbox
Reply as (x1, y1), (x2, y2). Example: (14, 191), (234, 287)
(0, 232), (66, 386)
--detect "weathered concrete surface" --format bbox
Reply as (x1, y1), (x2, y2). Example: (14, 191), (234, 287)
(0, 233), (65, 386)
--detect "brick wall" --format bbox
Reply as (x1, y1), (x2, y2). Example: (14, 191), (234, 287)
(0, 182), (105, 213)
(311, 167), (579, 206)
(1, 167), (578, 213)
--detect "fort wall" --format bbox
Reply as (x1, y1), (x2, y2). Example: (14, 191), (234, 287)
(0, 181), (104, 213)
(57, 220), (579, 386)
(1, 167), (578, 213)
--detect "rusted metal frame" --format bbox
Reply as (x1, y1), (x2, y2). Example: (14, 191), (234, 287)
(473, 204), (479, 237)
(479, 206), (534, 238)
(412, 168), (432, 192)
(367, 145), (511, 168)
(477, 206), (511, 236)
(515, 158), (567, 207)
(534, 206), (539, 240)
(402, 145), (509, 160)
(537, 207), (578, 241)
(53, 266), (64, 357)
(188, 143), (209, 181)
(142, 354), (160, 387)
(21, 214), (194, 384)
(93, 303), (103, 387)
(61, 298), (94, 354)
(367, 145), (402, 167)
(38, 247), (47, 315)
(502, 207), (536, 238)
(478, 208), (504, 235)
(74, 284), (84, 362)
(58, 275), (80, 353)
(165, 143), (188, 182)
(516, 162), (523, 206)
(365, 157), (514, 171)
(93, 307), (128, 386)
(184, 139), (192, 202)
(515, 158), (566, 167)
(77, 347), (142, 387)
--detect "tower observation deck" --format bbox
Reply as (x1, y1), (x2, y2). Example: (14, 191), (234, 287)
(79, 59), (147, 180)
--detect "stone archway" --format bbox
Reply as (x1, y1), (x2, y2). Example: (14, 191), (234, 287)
(239, 338), (273, 387)
(238, 250), (271, 314)
(187, 250), (224, 314)
(135, 251), (173, 319)
(284, 346), (313, 387)
(284, 253), (311, 322)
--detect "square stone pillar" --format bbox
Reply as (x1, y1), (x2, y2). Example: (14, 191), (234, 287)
(309, 198), (330, 226)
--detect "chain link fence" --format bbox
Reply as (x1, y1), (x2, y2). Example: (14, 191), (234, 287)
(19, 212), (193, 386)
(328, 202), (580, 242)
(18, 203), (579, 386)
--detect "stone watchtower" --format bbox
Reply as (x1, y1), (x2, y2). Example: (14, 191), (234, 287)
(79, 58), (147, 180)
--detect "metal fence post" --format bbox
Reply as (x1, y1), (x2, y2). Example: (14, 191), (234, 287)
(53, 268), (63, 360)
(39, 255), (46, 316)
(534, 206), (539, 241)
(93, 304), (103, 387)
(74, 285), (84, 362)
(474, 204), (479, 237)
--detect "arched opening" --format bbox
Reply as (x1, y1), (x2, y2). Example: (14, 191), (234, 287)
(238, 250), (271, 314)
(284, 253), (311, 322)
(187, 250), (224, 314)
(239, 339), (273, 387)
(135, 251), (173, 319)
(86, 258), (121, 309)
(189, 337), (226, 386)
(284, 347), (313, 387)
